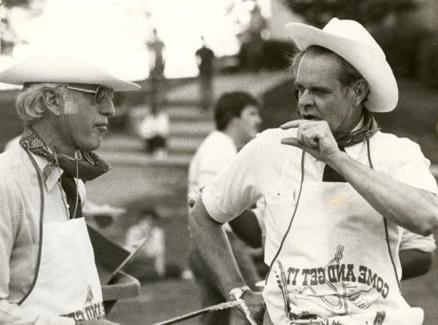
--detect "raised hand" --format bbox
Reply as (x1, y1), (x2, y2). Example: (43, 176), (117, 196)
(280, 119), (340, 161)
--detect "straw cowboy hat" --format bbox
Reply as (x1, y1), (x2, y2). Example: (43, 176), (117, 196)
(0, 54), (140, 92)
(285, 18), (398, 112)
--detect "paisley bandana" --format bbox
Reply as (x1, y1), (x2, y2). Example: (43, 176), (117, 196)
(19, 127), (110, 181)
(335, 109), (380, 148)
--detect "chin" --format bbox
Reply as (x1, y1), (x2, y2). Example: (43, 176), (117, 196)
(77, 138), (102, 152)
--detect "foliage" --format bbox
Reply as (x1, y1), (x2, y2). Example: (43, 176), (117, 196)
(283, 0), (417, 27)
(2, 0), (33, 8)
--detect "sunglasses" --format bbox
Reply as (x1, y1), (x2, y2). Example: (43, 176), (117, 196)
(66, 85), (114, 104)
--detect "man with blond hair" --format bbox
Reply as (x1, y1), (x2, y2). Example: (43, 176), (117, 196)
(0, 55), (140, 325)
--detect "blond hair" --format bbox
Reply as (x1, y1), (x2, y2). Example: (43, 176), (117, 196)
(15, 83), (64, 125)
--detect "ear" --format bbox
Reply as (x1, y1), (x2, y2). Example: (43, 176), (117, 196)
(351, 79), (369, 107)
(42, 88), (63, 116)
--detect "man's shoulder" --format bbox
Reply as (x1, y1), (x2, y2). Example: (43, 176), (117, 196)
(200, 131), (234, 149)
(0, 146), (27, 177)
(372, 131), (422, 152)
(256, 127), (298, 145)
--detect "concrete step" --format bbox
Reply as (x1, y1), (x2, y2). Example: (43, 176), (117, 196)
(98, 150), (192, 168)
(167, 137), (203, 154)
(100, 134), (204, 155)
(99, 134), (144, 152)
(169, 120), (214, 137)
(166, 106), (213, 121)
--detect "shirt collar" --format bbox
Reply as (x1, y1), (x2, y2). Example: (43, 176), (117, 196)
(351, 115), (365, 132)
(30, 152), (63, 191)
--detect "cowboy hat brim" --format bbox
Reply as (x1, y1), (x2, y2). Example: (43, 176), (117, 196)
(0, 55), (141, 92)
(285, 22), (398, 113)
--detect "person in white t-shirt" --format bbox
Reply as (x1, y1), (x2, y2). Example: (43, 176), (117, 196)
(189, 19), (438, 325)
(188, 91), (262, 325)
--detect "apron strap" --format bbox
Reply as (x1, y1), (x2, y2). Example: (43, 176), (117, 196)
(264, 150), (306, 285)
(366, 137), (401, 291)
(18, 150), (45, 305)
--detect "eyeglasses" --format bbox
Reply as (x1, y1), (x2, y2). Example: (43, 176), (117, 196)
(66, 85), (114, 104)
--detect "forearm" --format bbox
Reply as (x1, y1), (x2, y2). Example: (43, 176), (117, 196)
(229, 209), (262, 248)
(327, 151), (438, 235)
(188, 199), (248, 295)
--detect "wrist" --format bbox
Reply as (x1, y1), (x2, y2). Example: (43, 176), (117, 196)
(228, 285), (251, 301)
(324, 150), (348, 169)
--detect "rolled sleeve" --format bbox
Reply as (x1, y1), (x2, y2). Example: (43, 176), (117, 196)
(399, 228), (436, 253)
(390, 139), (438, 195)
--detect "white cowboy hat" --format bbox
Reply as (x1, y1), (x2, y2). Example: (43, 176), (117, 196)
(0, 54), (141, 92)
(285, 18), (398, 112)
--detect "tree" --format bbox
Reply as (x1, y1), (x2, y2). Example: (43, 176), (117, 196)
(2, 0), (34, 8)
(283, 0), (417, 27)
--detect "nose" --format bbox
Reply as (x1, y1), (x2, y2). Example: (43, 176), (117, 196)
(99, 98), (116, 117)
(297, 89), (314, 112)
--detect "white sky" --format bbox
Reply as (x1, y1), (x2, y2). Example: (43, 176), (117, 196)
(4, 0), (270, 80)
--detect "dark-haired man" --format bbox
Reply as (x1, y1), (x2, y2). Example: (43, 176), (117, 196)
(188, 91), (262, 324)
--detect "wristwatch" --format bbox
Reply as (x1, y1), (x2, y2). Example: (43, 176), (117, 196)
(228, 285), (251, 301)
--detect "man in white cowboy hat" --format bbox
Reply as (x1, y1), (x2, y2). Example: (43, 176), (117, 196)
(188, 18), (438, 325)
(0, 54), (140, 325)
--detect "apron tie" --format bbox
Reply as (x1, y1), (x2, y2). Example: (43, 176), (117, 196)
(60, 173), (82, 219)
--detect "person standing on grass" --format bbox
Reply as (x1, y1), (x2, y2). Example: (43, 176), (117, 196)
(195, 36), (215, 110)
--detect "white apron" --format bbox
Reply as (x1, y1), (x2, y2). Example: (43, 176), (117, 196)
(263, 150), (424, 325)
(19, 151), (105, 321)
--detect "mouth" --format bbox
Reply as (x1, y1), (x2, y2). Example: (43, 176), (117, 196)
(301, 114), (320, 121)
(94, 123), (108, 134)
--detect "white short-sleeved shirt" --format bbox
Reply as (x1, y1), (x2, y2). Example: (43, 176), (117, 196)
(188, 130), (238, 232)
(188, 130), (237, 196)
(202, 128), (438, 265)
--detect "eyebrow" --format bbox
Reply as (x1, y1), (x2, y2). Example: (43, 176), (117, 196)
(294, 82), (331, 92)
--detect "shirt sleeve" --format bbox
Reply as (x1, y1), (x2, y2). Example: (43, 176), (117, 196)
(0, 178), (74, 325)
(399, 227), (436, 253)
(389, 139), (438, 195)
(202, 137), (263, 224)
(196, 143), (236, 190)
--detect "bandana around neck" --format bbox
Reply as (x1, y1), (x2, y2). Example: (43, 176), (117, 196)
(19, 127), (111, 182)
(335, 110), (380, 148)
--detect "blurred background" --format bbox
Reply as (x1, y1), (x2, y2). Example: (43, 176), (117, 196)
(0, 0), (437, 324)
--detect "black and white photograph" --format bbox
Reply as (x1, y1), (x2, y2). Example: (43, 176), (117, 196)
(0, 0), (437, 324)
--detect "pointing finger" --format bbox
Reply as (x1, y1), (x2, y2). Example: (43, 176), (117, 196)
(280, 120), (309, 130)
(280, 137), (303, 148)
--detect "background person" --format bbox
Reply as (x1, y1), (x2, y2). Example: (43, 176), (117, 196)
(188, 91), (263, 325)
(189, 18), (438, 325)
(147, 28), (166, 113)
(0, 54), (140, 325)
(195, 36), (215, 110)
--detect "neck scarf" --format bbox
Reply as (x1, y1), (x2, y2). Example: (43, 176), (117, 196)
(334, 109), (380, 148)
(19, 127), (111, 218)
(323, 110), (379, 182)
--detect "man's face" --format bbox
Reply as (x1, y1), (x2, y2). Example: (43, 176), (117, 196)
(236, 105), (262, 142)
(59, 84), (115, 152)
(294, 52), (358, 134)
